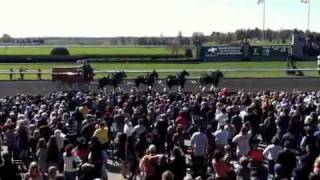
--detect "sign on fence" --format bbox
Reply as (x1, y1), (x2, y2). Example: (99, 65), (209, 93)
(200, 45), (291, 60)
(200, 46), (243, 60)
(250, 45), (291, 57)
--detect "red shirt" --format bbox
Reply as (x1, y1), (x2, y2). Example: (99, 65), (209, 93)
(212, 160), (231, 178)
(249, 149), (264, 162)
(176, 115), (188, 131)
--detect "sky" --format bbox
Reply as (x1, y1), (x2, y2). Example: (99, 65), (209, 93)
(0, 0), (319, 37)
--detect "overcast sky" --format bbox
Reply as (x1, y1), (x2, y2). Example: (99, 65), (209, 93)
(0, 0), (319, 37)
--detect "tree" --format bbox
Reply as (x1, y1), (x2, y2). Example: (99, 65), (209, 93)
(168, 40), (180, 55)
(50, 47), (70, 56)
(192, 32), (206, 44)
(1, 34), (13, 43)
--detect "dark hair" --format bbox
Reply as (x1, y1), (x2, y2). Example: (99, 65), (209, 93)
(38, 138), (47, 149)
(65, 144), (74, 157)
(173, 147), (183, 158)
(271, 136), (280, 145)
(213, 150), (224, 161)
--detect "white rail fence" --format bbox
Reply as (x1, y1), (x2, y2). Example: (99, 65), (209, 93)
(0, 68), (319, 80)
(0, 68), (318, 74)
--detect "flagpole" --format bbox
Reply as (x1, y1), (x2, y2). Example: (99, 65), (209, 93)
(262, 0), (266, 40)
(307, 0), (310, 31)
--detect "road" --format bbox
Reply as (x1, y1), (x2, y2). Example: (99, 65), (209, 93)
(1, 77), (320, 97)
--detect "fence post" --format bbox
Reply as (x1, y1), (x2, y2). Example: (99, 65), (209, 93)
(318, 55), (320, 75)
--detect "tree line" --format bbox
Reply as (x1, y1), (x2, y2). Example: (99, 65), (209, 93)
(1, 28), (319, 46)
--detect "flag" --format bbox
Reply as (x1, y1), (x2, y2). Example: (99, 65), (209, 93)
(301, 0), (309, 4)
(257, 0), (265, 4)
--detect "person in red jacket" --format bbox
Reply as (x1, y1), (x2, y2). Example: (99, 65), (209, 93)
(175, 111), (188, 131)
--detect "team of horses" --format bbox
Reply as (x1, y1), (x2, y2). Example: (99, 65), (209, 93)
(97, 70), (224, 91)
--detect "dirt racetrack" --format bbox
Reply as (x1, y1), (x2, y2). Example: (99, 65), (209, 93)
(1, 77), (320, 97)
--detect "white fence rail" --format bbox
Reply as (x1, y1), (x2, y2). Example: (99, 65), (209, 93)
(0, 68), (318, 74)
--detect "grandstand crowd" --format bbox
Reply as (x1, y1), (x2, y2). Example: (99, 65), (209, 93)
(1, 88), (320, 180)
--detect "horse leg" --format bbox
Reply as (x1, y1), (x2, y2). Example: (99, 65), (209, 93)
(118, 85), (122, 92)
(201, 85), (206, 92)
(164, 86), (168, 93)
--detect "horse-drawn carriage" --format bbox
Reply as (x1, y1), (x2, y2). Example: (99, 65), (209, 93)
(52, 66), (94, 83)
(52, 67), (94, 90)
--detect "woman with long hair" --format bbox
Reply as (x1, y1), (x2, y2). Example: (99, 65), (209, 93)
(24, 161), (48, 180)
(169, 147), (186, 180)
(47, 135), (60, 168)
(88, 136), (106, 179)
(36, 138), (48, 173)
(126, 135), (139, 180)
(16, 120), (29, 161)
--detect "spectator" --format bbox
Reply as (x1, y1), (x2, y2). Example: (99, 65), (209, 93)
(169, 147), (186, 180)
(0, 152), (20, 180)
(88, 137), (107, 179)
(48, 166), (58, 180)
(275, 141), (297, 179)
(232, 126), (251, 158)
(162, 170), (174, 180)
(9, 68), (14, 80)
(47, 135), (60, 168)
(190, 126), (208, 179)
(93, 120), (109, 149)
(262, 137), (283, 176)
(24, 161), (48, 180)
(214, 125), (229, 151)
(212, 150), (231, 180)
(139, 144), (158, 180)
(37, 138), (48, 173)
(63, 144), (82, 180)
(235, 156), (250, 180)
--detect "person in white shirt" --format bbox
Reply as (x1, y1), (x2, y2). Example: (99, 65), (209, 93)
(63, 144), (82, 180)
(263, 137), (283, 176)
(232, 126), (251, 158)
(214, 125), (229, 151)
(123, 118), (133, 136)
(215, 108), (228, 128)
(190, 127), (208, 179)
(132, 119), (147, 138)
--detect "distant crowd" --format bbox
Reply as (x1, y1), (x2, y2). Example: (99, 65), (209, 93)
(1, 88), (320, 180)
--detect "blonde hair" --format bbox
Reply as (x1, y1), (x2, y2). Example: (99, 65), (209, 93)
(162, 170), (174, 180)
(313, 156), (320, 174)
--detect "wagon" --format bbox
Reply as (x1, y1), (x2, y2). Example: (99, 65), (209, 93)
(52, 67), (94, 84)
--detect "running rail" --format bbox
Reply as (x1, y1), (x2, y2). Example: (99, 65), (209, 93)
(0, 68), (318, 74)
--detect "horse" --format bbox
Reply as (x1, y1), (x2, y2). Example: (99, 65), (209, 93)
(98, 71), (127, 90)
(199, 70), (224, 92)
(165, 70), (190, 91)
(134, 70), (159, 89)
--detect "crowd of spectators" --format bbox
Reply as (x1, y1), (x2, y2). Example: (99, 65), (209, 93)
(1, 88), (320, 180)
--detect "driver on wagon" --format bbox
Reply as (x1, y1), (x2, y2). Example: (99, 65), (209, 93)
(82, 60), (94, 81)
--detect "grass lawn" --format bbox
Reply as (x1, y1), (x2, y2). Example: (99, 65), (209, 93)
(0, 61), (318, 80)
(0, 46), (184, 55)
